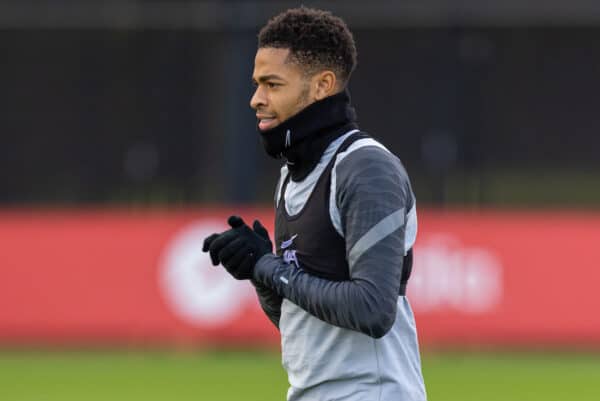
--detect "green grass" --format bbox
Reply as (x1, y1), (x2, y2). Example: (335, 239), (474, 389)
(423, 351), (600, 401)
(0, 349), (598, 401)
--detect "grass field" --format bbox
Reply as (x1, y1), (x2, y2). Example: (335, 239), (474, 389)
(1, 349), (599, 401)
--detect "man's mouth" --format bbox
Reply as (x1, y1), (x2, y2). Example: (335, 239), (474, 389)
(257, 116), (278, 131)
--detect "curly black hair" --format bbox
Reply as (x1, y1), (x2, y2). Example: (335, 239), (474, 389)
(258, 7), (357, 86)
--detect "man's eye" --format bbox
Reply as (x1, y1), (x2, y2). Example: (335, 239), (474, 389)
(267, 82), (279, 88)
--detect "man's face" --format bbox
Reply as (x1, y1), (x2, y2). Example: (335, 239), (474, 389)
(250, 48), (314, 131)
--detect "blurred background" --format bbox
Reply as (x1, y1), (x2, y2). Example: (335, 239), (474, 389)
(1, 1), (599, 400)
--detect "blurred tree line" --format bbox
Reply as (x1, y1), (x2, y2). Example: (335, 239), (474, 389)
(1, 6), (599, 208)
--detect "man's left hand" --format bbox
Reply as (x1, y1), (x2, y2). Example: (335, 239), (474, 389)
(202, 216), (273, 280)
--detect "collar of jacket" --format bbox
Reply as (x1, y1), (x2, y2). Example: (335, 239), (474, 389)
(258, 89), (358, 182)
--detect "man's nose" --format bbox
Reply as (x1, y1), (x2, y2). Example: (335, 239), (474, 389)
(250, 86), (266, 110)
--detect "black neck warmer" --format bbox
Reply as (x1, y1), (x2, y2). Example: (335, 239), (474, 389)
(258, 89), (358, 182)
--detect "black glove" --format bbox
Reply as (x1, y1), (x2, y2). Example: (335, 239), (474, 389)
(202, 215), (272, 280)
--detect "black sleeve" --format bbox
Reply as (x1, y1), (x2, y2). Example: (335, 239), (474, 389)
(249, 165), (289, 330)
(251, 279), (283, 329)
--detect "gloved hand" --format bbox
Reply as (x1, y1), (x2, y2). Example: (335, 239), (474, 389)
(202, 215), (272, 280)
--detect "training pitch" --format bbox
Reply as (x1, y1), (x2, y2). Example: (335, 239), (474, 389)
(1, 349), (598, 401)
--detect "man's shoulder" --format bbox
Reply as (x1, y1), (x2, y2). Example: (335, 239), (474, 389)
(332, 134), (413, 204)
(334, 136), (406, 177)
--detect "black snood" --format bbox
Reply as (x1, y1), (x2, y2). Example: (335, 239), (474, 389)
(258, 89), (357, 181)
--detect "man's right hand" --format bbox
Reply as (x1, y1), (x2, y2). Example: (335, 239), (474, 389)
(202, 216), (273, 280)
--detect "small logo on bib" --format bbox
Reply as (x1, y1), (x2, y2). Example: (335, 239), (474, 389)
(281, 234), (299, 268)
(281, 234), (298, 249)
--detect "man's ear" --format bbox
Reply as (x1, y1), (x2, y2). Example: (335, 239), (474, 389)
(314, 70), (337, 100)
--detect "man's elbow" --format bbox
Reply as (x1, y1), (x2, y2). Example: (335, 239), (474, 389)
(361, 309), (396, 339)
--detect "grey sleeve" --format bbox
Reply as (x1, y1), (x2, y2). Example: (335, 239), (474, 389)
(253, 147), (413, 338)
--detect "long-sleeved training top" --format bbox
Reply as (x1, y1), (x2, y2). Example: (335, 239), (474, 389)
(251, 129), (427, 401)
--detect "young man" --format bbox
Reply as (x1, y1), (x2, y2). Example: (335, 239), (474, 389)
(203, 7), (427, 401)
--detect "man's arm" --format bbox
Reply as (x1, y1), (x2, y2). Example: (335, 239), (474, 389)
(203, 218), (283, 329)
(253, 146), (414, 338)
(251, 279), (283, 329)
(249, 166), (290, 329)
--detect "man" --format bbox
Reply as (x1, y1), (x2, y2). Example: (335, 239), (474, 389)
(202, 7), (427, 401)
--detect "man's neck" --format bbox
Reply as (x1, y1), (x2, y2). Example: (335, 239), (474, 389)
(283, 122), (357, 181)
(258, 89), (358, 181)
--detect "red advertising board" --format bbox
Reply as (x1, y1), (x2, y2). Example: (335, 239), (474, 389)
(0, 208), (599, 347)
